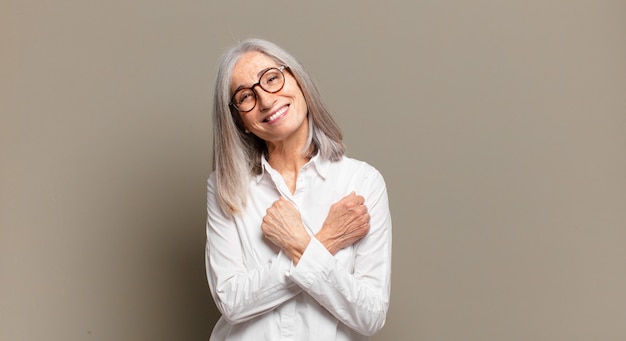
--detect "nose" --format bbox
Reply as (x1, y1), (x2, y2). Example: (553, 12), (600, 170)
(253, 85), (277, 111)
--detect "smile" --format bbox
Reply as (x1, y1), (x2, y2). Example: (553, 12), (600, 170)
(263, 106), (288, 123)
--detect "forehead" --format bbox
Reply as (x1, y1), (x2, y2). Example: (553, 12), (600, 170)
(230, 51), (278, 91)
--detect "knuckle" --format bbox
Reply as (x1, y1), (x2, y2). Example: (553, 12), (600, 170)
(356, 213), (369, 224)
(361, 223), (370, 233)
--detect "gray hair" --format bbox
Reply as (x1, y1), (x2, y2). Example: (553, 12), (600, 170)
(212, 38), (345, 215)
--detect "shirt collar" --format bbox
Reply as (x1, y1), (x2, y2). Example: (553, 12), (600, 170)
(256, 153), (329, 183)
(309, 153), (329, 179)
(257, 156), (270, 183)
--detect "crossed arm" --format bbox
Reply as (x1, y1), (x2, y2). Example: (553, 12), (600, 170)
(261, 191), (370, 264)
(206, 176), (391, 335)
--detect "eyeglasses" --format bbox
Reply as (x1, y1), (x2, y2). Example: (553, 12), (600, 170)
(230, 66), (287, 112)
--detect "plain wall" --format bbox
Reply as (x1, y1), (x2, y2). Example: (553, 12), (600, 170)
(2, 1), (625, 340)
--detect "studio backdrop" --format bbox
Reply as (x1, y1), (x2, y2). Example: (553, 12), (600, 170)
(2, 1), (625, 340)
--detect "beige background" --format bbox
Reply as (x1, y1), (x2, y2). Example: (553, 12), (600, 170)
(2, 1), (625, 340)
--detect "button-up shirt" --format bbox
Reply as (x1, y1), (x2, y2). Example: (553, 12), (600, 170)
(205, 155), (392, 340)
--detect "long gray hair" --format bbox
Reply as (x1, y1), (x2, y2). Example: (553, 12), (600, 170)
(212, 38), (345, 216)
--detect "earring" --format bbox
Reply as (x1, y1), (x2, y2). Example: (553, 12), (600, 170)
(245, 129), (250, 134)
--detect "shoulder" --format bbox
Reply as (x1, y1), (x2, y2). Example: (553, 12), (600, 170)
(207, 171), (217, 189)
(326, 156), (387, 192)
(334, 155), (384, 179)
(333, 156), (389, 209)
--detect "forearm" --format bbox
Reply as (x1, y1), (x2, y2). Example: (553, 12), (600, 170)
(206, 184), (304, 323)
(207, 248), (303, 324)
(290, 173), (392, 335)
(287, 238), (390, 336)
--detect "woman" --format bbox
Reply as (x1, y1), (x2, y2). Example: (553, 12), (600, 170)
(205, 38), (392, 341)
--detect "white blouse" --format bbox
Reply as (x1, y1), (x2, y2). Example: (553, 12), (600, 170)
(205, 155), (392, 341)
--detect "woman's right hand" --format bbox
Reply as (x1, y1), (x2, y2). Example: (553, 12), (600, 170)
(315, 192), (370, 255)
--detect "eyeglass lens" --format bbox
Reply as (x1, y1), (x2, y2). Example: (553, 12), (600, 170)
(232, 67), (285, 112)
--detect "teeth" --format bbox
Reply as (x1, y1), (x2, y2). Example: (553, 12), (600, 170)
(267, 107), (287, 122)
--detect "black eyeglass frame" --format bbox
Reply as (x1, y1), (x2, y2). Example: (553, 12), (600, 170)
(229, 65), (288, 112)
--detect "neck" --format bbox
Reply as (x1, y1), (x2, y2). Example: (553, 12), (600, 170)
(265, 116), (311, 174)
(265, 126), (312, 194)
(266, 141), (311, 174)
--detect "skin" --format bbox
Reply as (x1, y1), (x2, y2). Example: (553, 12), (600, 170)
(231, 51), (370, 264)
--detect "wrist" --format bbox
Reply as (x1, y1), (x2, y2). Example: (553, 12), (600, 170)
(315, 231), (338, 255)
(290, 234), (311, 265)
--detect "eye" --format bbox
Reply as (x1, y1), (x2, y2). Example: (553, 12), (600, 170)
(235, 89), (254, 104)
(262, 70), (281, 85)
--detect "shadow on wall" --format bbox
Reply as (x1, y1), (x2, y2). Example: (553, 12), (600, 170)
(108, 152), (221, 339)
(152, 177), (222, 339)
(171, 234), (221, 338)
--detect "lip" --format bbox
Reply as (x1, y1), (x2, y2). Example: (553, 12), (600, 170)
(262, 105), (289, 124)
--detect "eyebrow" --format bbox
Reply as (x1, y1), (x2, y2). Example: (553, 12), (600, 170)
(231, 66), (275, 94)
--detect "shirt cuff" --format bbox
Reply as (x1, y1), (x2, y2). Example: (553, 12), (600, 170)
(287, 237), (334, 289)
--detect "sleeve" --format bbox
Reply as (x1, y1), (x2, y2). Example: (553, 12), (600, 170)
(205, 175), (303, 324)
(286, 167), (392, 336)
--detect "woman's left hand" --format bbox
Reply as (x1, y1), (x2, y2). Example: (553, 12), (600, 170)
(261, 197), (311, 264)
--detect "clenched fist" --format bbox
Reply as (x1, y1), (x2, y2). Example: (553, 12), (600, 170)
(316, 192), (370, 255)
(261, 197), (311, 264)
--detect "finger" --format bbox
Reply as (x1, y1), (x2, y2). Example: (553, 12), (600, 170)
(341, 191), (355, 201)
(354, 194), (365, 206)
(342, 193), (360, 206)
(276, 196), (294, 208)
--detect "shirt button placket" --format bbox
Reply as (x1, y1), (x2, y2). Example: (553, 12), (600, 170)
(279, 300), (296, 340)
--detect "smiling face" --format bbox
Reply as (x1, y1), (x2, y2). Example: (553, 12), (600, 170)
(230, 51), (309, 147)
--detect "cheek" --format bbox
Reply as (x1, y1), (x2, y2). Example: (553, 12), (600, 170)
(235, 112), (255, 131)
(284, 77), (306, 106)
(293, 88), (307, 111)
(299, 95), (309, 115)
